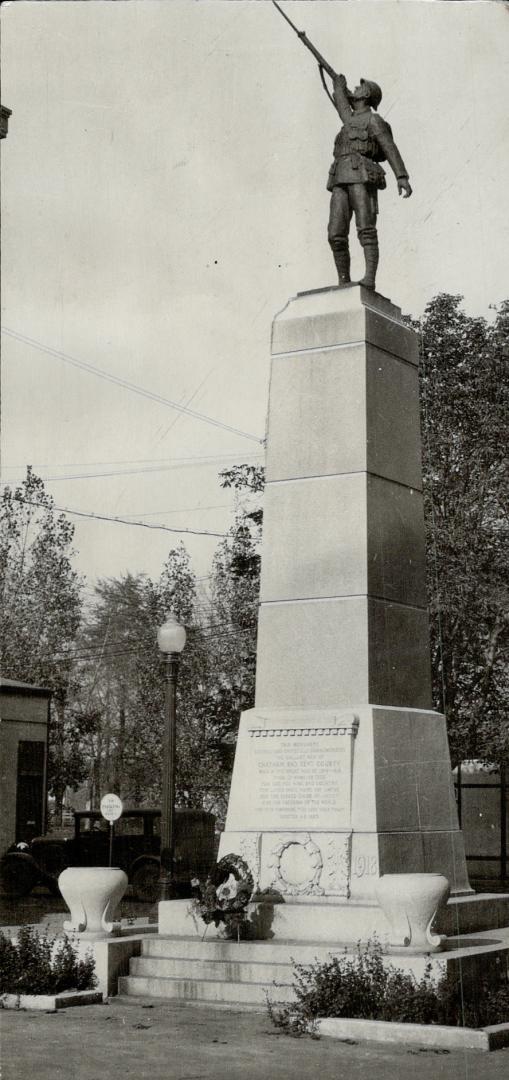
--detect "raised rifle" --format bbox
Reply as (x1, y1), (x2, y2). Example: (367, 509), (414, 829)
(272, 0), (338, 94)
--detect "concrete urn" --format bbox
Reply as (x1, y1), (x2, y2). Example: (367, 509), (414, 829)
(58, 866), (128, 938)
(375, 873), (450, 953)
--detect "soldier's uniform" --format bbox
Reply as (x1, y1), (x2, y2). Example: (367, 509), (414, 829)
(327, 78), (409, 287)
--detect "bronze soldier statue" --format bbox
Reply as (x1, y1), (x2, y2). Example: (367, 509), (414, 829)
(271, 3), (413, 291)
(327, 75), (412, 289)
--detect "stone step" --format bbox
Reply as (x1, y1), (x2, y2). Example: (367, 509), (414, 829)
(438, 894), (509, 936)
(130, 954), (294, 984)
(117, 926), (509, 1006)
(117, 924), (509, 1007)
(118, 973), (293, 1006)
(139, 926), (509, 978)
(142, 935), (347, 965)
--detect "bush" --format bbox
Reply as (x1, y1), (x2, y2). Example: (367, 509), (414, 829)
(267, 939), (509, 1036)
(0, 927), (96, 996)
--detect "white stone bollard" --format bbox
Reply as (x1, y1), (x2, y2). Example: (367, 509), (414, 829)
(375, 872), (450, 953)
(59, 866), (128, 939)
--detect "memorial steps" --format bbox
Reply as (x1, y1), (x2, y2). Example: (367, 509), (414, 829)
(118, 921), (509, 1008)
(119, 936), (298, 1007)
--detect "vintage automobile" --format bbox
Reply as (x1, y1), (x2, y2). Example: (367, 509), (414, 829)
(0, 808), (216, 903)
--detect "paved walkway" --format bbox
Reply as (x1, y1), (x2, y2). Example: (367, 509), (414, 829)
(2, 996), (508, 1080)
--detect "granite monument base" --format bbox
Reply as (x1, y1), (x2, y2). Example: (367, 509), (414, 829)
(215, 704), (470, 940)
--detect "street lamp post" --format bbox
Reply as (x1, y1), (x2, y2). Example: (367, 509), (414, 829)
(157, 613), (186, 902)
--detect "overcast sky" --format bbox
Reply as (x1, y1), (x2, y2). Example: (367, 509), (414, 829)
(1, 0), (508, 596)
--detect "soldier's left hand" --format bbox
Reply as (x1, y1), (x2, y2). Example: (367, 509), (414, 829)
(398, 178), (412, 198)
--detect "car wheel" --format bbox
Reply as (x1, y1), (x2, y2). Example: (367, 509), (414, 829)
(131, 861), (160, 904)
(0, 854), (37, 898)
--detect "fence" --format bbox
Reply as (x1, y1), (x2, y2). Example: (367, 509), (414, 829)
(454, 762), (507, 881)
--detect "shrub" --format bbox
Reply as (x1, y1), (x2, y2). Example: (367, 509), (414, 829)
(50, 935), (97, 994)
(267, 939), (509, 1035)
(0, 927), (96, 996)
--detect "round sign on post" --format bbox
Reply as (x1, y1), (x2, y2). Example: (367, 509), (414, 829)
(100, 794), (123, 868)
(100, 793), (123, 822)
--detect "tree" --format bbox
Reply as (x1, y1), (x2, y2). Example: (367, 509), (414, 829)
(76, 546), (233, 818)
(0, 468), (85, 818)
(204, 465), (264, 756)
(124, 546), (230, 813)
(76, 573), (153, 808)
(415, 295), (509, 766)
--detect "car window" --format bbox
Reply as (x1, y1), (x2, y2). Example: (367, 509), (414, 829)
(115, 817), (144, 836)
(80, 818), (109, 834)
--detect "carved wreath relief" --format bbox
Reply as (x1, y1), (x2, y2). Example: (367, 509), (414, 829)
(266, 831), (352, 897)
(267, 834), (324, 896)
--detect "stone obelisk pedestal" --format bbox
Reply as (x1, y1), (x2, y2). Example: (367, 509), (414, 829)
(217, 285), (470, 937)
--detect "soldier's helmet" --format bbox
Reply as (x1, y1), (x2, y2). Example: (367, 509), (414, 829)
(360, 78), (382, 111)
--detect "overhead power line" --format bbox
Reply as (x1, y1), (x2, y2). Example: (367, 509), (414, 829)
(53, 626), (256, 665)
(2, 327), (264, 445)
(56, 617), (257, 661)
(1, 452), (263, 470)
(24, 500), (227, 539)
(121, 504), (229, 518)
(3, 459), (263, 484)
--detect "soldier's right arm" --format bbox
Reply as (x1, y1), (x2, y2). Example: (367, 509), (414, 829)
(333, 74), (352, 122)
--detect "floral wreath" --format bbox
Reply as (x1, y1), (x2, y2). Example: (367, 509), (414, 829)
(191, 853), (254, 932)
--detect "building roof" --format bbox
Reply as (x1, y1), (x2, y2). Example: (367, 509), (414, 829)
(0, 678), (52, 698)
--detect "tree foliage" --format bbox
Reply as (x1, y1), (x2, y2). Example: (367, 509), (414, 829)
(74, 469), (265, 821)
(205, 465), (264, 746)
(75, 546), (232, 819)
(0, 469), (82, 692)
(415, 294), (508, 765)
(0, 468), (85, 808)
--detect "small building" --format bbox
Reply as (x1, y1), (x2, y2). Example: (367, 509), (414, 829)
(0, 678), (52, 855)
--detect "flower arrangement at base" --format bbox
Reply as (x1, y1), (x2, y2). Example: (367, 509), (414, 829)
(191, 853), (255, 940)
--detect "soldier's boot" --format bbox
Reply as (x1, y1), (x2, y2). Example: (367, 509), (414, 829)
(357, 226), (379, 289)
(329, 236), (351, 287)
